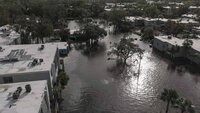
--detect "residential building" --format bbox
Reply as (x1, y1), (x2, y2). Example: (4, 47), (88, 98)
(0, 25), (21, 45)
(0, 44), (60, 98)
(153, 35), (200, 65)
(46, 42), (68, 56)
(0, 80), (51, 113)
(181, 14), (198, 19)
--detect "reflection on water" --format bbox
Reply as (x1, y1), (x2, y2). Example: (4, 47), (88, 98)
(61, 21), (200, 113)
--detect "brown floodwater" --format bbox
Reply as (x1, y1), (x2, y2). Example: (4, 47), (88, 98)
(61, 21), (200, 113)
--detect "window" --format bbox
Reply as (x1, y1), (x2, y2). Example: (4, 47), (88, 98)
(3, 77), (13, 83)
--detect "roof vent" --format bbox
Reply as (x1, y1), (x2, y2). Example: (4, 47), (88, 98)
(32, 59), (38, 66)
(39, 58), (43, 63)
(0, 46), (2, 52)
(25, 84), (31, 93)
(38, 45), (45, 51)
(12, 87), (22, 100)
(168, 36), (172, 39)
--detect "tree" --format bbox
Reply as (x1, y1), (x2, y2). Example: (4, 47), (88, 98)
(160, 89), (179, 113)
(59, 28), (70, 42)
(174, 98), (195, 113)
(20, 30), (31, 44)
(108, 37), (143, 67)
(141, 27), (154, 41)
(182, 38), (193, 49)
(57, 71), (69, 89)
(79, 23), (107, 46)
(143, 4), (161, 18)
(165, 20), (185, 36)
(108, 10), (127, 33)
(34, 20), (53, 43)
(89, 3), (105, 18)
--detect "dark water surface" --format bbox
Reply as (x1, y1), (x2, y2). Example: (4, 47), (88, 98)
(61, 21), (200, 113)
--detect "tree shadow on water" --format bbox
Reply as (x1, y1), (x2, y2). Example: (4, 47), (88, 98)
(74, 42), (107, 58)
(107, 60), (137, 80)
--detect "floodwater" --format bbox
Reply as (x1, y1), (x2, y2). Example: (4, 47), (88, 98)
(61, 21), (200, 113)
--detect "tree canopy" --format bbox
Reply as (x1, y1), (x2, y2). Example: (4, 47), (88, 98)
(108, 37), (144, 67)
(182, 38), (193, 49)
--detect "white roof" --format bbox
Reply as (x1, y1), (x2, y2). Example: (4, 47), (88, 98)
(125, 16), (198, 24)
(106, 3), (115, 6)
(0, 80), (47, 113)
(182, 14), (197, 18)
(125, 16), (178, 23)
(169, 2), (184, 5)
(163, 6), (171, 9)
(0, 25), (20, 45)
(178, 18), (199, 24)
(194, 26), (200, 30)
(189, 6), (200, 9)
(70, 29), (79, 35)
(46, 42), (68, 50)
(0, 44), (58, 75)
(155, 36), (200, 52)
(104, 8), (112, 11)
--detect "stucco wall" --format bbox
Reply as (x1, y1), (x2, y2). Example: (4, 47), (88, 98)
(0, 71), (54, 98)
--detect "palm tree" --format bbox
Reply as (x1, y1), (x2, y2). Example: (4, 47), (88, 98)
(160, 89), (179, 113)
(174, 98), (195, 113)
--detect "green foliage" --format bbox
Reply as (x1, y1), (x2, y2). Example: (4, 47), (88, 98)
(59, 29), (70, 42)
(165, 20), (185, 36)
(141, 27), (154, 41)
(160, 89), (179, 113)
(76, 23), (107, 44)
(33, 20), (53, 43)
(89, 3), (105, 18)
(53, 85), (62, 101)
(182, 38), (193, 49)
(107, 10), (135, 33)
(57, 71), (69, 88)
(108, 37), (144, 66)
(109, 10), (126, 26)
(174, 98), (195, 113)
(143, 4), (161, 18)
(0, 0), (106, 26)
(160, 89), (196, 113)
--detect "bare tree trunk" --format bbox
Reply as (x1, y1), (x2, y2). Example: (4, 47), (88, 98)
(138, 58), (141, 76)
(37, 37), (39, 44)
(123, 58), (127, 68)
(165, 101), (170, 113)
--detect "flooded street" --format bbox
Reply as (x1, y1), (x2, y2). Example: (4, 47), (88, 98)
(61, 21), (200, 113)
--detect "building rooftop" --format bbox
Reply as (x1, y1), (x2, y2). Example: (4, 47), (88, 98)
(0, 25), (20, 45)
(125, 16), (178, 23)
(169, 2), (184, 5)
(46, 42), (68, 50)
(178, 18), (199, 24)
(189, 6), (200, 9)
(155, 36), (200, 52)
(182, 14), (197, 19)
(0, 44), (58, 75)
(0, 80), (47, 113)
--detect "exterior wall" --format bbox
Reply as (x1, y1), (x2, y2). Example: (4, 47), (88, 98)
(153, 38), (167, 52)
(0, 71), (54, 99)
(135, 20), (145, 27)
(39, 84), (51, 113)
(153, 38), (200, 65)
(52, 48), (60, 82)
(187, 48), (200, 65)
(153, 38), (183, 57)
